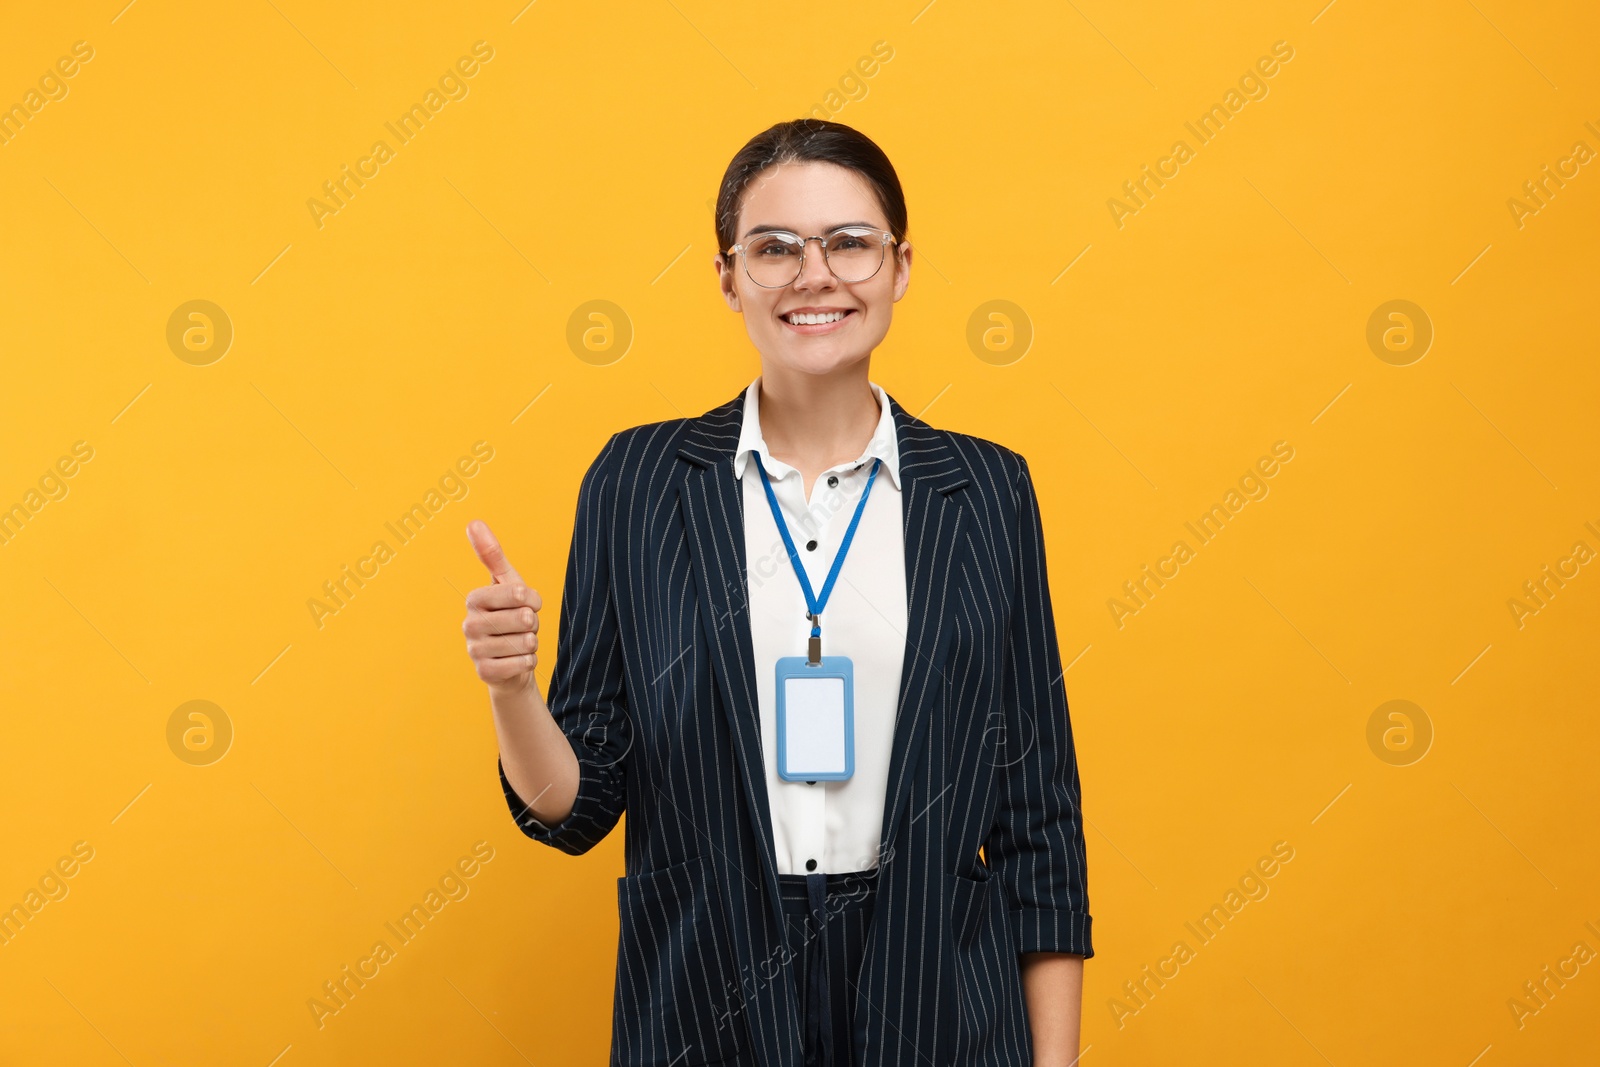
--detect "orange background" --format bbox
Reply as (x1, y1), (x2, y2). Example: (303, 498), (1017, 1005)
(2, 1), (1597, 1064)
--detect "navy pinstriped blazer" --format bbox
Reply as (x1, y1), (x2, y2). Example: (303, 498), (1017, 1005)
(498, 385), (1094, 1066)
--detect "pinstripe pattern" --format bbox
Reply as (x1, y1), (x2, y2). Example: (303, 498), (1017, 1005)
(779, 869), (880, 1065)
(499, 387), (1093, 1066)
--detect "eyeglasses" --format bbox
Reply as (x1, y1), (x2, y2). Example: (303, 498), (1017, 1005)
(724, 226), (896, 288)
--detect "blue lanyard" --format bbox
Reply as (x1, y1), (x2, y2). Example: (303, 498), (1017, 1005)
(756, 455), (882, 659)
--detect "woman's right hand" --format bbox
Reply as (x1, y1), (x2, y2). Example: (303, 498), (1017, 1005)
(463, 520), (544, 697)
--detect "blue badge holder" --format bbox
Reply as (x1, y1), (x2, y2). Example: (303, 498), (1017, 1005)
(775, 655), (855, 781)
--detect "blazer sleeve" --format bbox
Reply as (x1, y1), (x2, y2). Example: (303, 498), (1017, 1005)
(498, 431), (632, 856)
(984, 452), (1094, 958)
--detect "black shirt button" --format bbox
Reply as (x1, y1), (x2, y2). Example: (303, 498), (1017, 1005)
(827, 475), (839, 488)
(805, 858), (818, 871)
(806, 539), (818, 551)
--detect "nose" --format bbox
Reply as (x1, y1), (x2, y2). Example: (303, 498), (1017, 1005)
(794, 236), (839, 289)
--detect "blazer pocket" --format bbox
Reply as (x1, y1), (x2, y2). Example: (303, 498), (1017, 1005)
(947, 870), (1026, 1063)
(948, 869), (1001, 950)
(614, 855), (746, 1066)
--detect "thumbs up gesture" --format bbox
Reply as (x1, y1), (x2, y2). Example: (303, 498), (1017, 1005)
(463, 520), (543, 696)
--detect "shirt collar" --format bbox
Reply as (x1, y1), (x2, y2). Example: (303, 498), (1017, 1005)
(732, 375), (902, 491)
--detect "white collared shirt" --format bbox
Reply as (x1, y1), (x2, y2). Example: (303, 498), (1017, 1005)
(733, 375), (908, 875)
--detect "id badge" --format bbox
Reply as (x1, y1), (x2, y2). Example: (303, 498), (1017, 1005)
(775, 655), (855, 781)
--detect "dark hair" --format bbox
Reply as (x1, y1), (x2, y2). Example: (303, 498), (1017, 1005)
(714, 118), (908, 260)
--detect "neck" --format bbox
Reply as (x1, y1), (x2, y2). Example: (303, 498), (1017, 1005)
(757, 363), (881, 467)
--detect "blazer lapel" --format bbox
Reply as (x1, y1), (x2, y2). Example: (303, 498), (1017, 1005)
(877, 396), (971, 863)
(676, 391), (786, 933)
(675, 386), (971, 925)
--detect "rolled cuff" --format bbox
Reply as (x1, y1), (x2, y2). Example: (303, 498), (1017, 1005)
(498, 754), (619, 855)
(1011, 906), (1094, 959)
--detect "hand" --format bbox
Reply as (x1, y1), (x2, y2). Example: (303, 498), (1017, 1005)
(463, 520), (543, 697)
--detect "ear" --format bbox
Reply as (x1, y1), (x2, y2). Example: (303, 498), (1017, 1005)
(715, 252), (743, 312)
(891, 242), (913, 302)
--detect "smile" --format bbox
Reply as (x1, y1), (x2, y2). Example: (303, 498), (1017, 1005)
(781, 309), (856, 333)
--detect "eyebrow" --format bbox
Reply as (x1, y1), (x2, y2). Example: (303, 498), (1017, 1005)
(741, 220), (880, 238)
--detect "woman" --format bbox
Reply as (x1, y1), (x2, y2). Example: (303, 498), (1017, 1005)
(462, 118), (1092, 1067)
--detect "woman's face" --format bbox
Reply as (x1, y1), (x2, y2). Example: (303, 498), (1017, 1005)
(715, 160), (912, 379)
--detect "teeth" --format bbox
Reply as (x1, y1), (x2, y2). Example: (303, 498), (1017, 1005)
(786, 311), (847, 325)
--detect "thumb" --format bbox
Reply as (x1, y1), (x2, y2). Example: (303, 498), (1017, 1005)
(467, 520), (524, 586)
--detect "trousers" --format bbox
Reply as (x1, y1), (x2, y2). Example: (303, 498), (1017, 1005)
(776, 867), (880, 1067)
